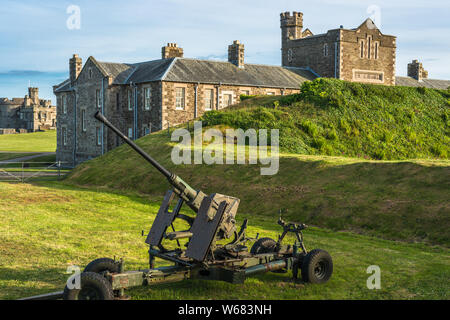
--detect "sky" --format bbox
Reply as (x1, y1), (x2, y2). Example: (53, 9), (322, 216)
(0, 0), (449, 103)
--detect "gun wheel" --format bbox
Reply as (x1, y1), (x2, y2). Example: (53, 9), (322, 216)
(63, 272), (114, 300)
(301, 249), (333, 284)
(84, 257), (120, 274)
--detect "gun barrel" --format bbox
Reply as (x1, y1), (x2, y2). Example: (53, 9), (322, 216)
(94, 111), (172, 179)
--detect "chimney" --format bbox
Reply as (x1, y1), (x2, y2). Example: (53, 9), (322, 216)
(28, 87), (39, 105)
(228, 40), (245, 68)
(70, 54), (82, 86)
(408, 59), (428, 81)
(162, 43), (184, 59)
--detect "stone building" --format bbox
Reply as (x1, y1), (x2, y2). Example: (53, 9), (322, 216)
(54, 47), (316, 167)
(280, 11), (450, 89)
(281, 12), (397, 85)
(0, 87), (56, 133)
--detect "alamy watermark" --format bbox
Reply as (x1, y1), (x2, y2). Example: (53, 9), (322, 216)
(366, 265), (381, 290)
(66, 265), (81, 290)
(66, 5), (81, 30)
(170, 121), (279, 176)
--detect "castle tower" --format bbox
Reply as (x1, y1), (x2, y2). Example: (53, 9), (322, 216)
(228, 40), (245, 68)
(162, 43), (184, 59)
(70, 54), (82, 86)
(408, 60), (428, 81)
(28, 87), (39, 105)
(280, 12), (303, 45)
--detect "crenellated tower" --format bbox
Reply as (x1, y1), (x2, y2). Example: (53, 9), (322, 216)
(280, 12), (303, 45)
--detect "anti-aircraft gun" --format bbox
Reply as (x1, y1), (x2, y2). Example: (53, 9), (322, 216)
(60, 112), (333, 301)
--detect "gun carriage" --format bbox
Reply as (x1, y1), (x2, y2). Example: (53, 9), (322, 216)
(62, 112), (333, 300)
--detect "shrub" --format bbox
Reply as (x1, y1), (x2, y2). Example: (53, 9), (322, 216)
(300, 120), (318, 137)
(240, 94), (257, 101)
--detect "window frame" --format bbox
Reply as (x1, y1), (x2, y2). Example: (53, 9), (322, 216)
(360, 40), (365, 59)
(62, 127), (67, 146)
(81, 109), (87, 132)
(96, 127), (102, 146)
(374, 42), (379, 60)
(204, 88), (214, 111)
(127, 90), (133, 111)
(128, 128), (133, 139)
(62, 95), (67, 114)
(175, 87), (185, 110)
(323, 43), (329, 57)
(144, 87), (151, 110)
(96, 89), (101, 109)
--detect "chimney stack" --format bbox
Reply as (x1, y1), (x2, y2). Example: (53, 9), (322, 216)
(228, 40), (245, 68)
(70, 54), (82, 86)
(408, 59), (428, 81)
(162, 43), (184, 59)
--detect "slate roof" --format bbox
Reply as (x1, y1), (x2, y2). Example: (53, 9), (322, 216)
(53, 79), (72, 93)
(54, 57), (317, 93)
(395, 76), (450, 90)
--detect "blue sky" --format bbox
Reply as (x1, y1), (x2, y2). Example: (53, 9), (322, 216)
(0, 0), (449, 102)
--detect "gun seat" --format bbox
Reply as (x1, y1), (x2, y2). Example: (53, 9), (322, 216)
(165, 231), (193, 240)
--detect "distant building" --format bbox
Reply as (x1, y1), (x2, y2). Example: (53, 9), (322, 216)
(0, 87), (56, 133)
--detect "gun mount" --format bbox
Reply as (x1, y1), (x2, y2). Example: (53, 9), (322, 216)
(94, 111), (240, 262)
(56, 112), (333, 300)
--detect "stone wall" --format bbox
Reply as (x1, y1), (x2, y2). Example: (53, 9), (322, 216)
(0, 104), (22, 129)
(55, 91), (75, 166)
(161, 81), (299, 129)
(282, 30), (340, 78)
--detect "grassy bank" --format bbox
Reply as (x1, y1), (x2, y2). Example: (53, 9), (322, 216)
(203, 78), (450, 160)
(0, 181), (448, 300)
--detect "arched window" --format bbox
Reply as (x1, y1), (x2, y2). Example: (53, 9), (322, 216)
(375, 42), (379, 59)
(367, 36), (372, 59)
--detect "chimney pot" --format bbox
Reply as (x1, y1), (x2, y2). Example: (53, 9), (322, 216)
(162, 43), (184, 59)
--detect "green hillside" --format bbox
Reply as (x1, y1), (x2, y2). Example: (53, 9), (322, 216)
(65, 132), (450, 247)
(0, 130), (56, 152)
(203, 78), (450, 160)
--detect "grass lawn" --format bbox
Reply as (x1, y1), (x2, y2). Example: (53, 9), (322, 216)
(0, 130), (56, 152)
(0, 153), (38, 161)
(0, 181), (448, 300)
